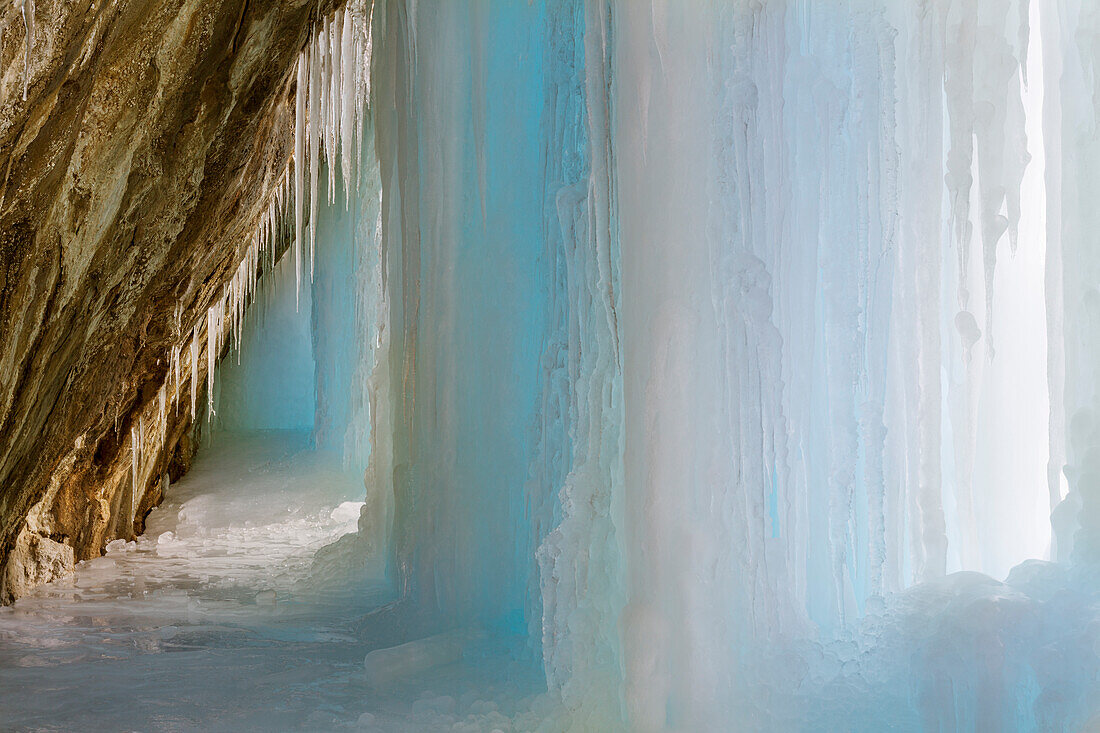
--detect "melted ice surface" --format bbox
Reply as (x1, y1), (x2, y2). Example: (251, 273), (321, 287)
(0, 433), (546, 732)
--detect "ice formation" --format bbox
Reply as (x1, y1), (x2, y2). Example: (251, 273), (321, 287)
(359, 0), (1100, 728)
(16, 0), (34, 100)
(25, 0), (1100, 729)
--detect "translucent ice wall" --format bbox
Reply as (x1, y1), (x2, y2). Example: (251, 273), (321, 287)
(359, 0), (1100, 728)
(1050, 0), (1100, 573)
(613, 0), (1036, 636)
(310, 135), (385, 473)
(212, 146), (384, 455)
(608, 0), (1052, 725)
(214, 251), (317, 433)
(372, 0), (563, 631)
(126, 0), (1100, 727)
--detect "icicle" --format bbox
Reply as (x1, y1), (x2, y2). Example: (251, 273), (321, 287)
(207, 303), (220, 420)
(17, 0), (35, 101)
(281, 166), (290, 271)
(172, 344), (181, 413)
(130, 424), (139, 520)
(261, 207), (269, 278)
(365, 1), (374, 102)
(138, 416), (145, 507)
(341, 9), (357, 204)
(266, 202), (275, 275)
(190, 325), (200, 421)
(228, 275), (236, 358)
(247, 238), (254, 311)
(329, 11), (343, 204)
(309, 31), (322, 283)
(294, 49), (308, 310)
(240, 253), (246, 339)
(356, 1), (374, 184)
(354, 12), (365, 178)
(240, 250), (246, 338)
(238, 248), (247, 349)
(270, 198), (277, 273)
(319, 16), (331, 179)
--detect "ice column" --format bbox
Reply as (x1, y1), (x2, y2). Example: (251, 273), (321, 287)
(358, 0), (1062, 727)
(372, 0), (595, 645)
(1048, 0), (1100, 570)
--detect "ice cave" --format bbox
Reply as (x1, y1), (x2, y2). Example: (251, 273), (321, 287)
(2, 0), (1100, 730)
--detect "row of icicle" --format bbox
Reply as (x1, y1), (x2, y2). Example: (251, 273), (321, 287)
(128, 0), (374, 522)
(295, 0), (374, 306)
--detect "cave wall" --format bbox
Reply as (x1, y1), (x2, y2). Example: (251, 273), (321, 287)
(0, 0), (331, 601)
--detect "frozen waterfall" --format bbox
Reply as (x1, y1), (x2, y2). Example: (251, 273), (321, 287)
(8, 0), (1100, 730)
(366, 0), (1100, 728)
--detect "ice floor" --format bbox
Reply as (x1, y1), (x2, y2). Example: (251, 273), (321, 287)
(0, 433), (547, 732)
(6, 432), (1100, 730)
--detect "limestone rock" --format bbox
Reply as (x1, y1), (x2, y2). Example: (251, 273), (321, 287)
(1, 527), (75, 604)
(0, 0), (335, 599)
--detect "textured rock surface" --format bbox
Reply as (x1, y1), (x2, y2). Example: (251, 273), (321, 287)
(1, 528), (75, 603)
(0, 0), (326, 599)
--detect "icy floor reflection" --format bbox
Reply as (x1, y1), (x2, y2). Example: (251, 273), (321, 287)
(0, 433), (546, 732)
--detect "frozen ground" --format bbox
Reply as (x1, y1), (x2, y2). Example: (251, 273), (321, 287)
(0, 433), (547, 732)
(2, 434), (1098, 731)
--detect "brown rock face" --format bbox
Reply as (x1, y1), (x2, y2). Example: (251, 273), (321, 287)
(0, 0), (327, 599)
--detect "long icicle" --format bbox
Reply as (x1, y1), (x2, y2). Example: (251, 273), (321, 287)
(309, 30), (322, 283)
(18, 0), (35, 101)
(310, 30), (321, 281)
(130, 424), (139, 522)
(328, 11), (343, 204)
(294, 48), (308, 310)
(341, 8), (356, 204)
(207, 300), (222, 420)
(190, 324), (200, 422)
